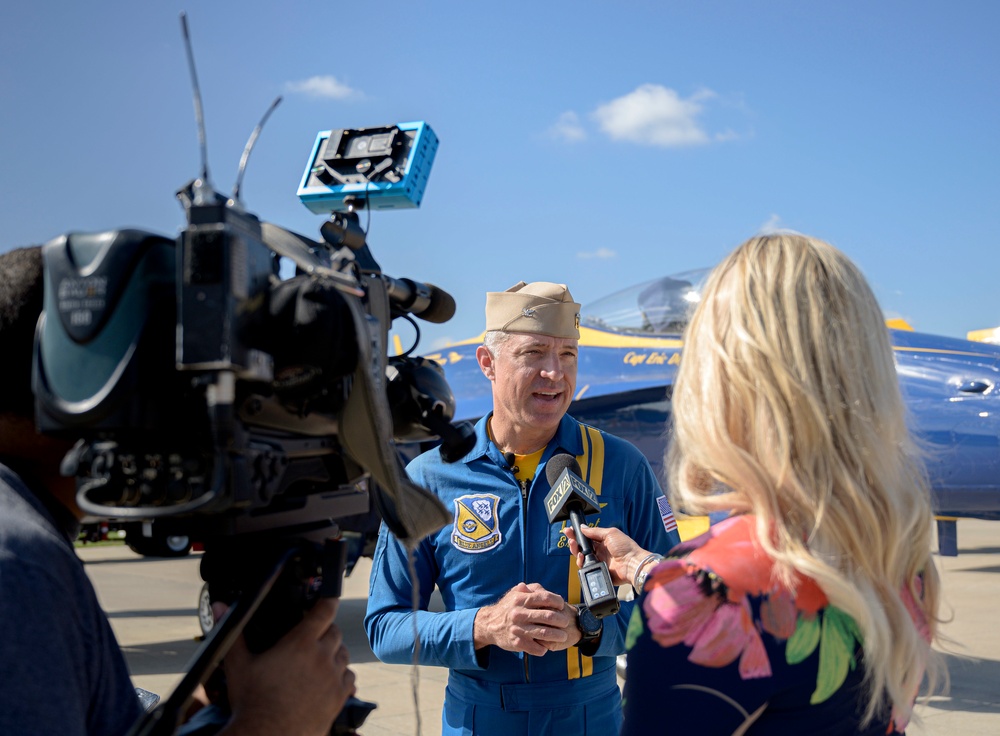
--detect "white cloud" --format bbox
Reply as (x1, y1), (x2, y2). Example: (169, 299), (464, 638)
(592, 84), (714, 147)
(759, 214), (783, 234)
(577, 247), (617, 260)
(285, 75), (359, 100)
(757, 217), (808, 238)
(547, 111), (587, 142)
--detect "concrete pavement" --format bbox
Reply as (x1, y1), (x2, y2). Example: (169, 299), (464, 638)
(81, 518), (1000, 735)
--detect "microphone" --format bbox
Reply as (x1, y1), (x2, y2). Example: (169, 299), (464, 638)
(384, 276), (456, 324)
(502, 452), (518, 473)
(544, 454), (620, 618)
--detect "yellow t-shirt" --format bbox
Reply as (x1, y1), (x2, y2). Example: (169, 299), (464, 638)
(511, 448), (545, 495)
(487, 419), (545, 495)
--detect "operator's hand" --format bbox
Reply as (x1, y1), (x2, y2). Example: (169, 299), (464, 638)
(218, 597), (356, 736)
(564, 525), (648, 587)
(473, 582), (582, 656)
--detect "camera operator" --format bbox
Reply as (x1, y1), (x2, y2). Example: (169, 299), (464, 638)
(0, 245), (356, 736)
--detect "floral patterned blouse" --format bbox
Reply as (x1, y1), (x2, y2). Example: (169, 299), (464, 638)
(622, 514), (927, 735)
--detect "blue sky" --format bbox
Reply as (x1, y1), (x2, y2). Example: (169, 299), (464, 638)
(2, 1), (998, 351)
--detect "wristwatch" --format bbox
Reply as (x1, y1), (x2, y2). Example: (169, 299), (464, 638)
(576, 604), (603, 657)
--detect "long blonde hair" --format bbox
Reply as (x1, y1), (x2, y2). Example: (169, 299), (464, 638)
(668, 233), (941, 725)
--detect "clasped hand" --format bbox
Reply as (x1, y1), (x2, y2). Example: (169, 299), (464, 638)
(473, 582), (582, 655)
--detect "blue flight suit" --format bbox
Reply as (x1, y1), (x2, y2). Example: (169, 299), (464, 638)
(364, 413), (680, 735)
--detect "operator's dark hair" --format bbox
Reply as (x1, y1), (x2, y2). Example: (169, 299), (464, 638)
(0, 246), (44, 417)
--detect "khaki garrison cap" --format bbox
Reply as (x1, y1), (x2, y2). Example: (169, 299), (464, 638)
(485, 281), (581, 339)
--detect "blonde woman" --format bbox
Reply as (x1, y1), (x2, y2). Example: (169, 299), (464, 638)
(567, 233), (941, 734)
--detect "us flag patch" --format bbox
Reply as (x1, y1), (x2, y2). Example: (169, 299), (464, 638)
(657, 495), (677, 534)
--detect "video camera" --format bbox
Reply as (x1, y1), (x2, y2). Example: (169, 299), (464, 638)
(29, 17), (473, 735)
(32, 118), (463, 550)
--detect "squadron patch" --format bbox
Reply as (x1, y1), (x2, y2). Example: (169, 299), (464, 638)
(451, 494), (502, 553)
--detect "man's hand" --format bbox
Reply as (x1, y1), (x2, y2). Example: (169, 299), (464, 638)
(564, 525), (648, 587)
(474, 582), (582, 656)
(218, 597), (356, 736)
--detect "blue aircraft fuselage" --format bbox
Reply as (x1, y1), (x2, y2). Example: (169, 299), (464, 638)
(424, 325), (1000, 524)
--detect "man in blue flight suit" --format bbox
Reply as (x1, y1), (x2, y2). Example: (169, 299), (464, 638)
(365, 281), (681, 735)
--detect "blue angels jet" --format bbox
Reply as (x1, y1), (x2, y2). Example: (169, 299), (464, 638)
(421, 269), (1000, 555)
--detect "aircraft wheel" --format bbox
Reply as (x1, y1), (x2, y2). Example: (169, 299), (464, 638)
(162, 534), (193, 556)
(198, 583), (215, 636)
(125, 524), (192, 558)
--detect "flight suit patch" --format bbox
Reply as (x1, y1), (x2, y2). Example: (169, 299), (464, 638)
(451, 494), (502, 553)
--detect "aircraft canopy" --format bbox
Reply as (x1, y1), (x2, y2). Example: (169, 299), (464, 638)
(581, 269), (710, 336)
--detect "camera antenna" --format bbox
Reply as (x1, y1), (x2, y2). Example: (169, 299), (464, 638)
(363, 178), (373, 235)
(180, 12), (214, 204)
(233, 95), (282, 204)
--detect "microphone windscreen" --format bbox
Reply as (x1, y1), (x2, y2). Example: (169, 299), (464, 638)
(545, 453), (581, 485)
(421, 284), (457, 324)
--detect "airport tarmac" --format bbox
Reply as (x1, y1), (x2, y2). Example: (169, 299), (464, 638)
(82, 519), (1000, 735)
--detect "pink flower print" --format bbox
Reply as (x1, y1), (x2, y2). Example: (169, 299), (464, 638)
(760, 588), (797, 639)
(900, 574), (931, 643)
(687, 595), (772, 679)
(889, 573), (932, 733)
(644, 568), (773, 680)
(738, 620), (772, 679)
(644, 567), (719, 649)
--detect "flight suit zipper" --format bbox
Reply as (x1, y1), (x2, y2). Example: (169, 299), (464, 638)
(518, 475), (531, 683)
(504, 452), (534, 683)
